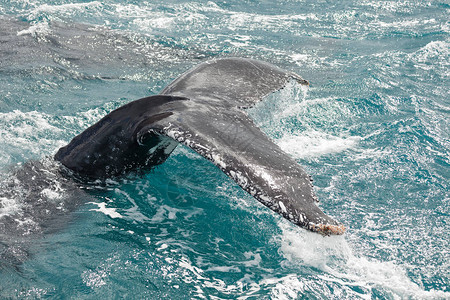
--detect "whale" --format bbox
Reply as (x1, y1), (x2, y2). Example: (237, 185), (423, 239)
(55, 57), (345, 235)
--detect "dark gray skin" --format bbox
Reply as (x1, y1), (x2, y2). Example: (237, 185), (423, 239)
(55, 58), (345, 235)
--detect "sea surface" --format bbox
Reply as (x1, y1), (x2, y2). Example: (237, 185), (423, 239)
(0, 0), (449, 299)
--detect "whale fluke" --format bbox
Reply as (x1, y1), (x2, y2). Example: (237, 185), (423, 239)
(55, 58), (345, 235)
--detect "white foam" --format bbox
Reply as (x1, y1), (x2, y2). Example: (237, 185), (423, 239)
(265, 275), (305, 300)
(81, 255), (118, 288)
(40, 188), (62, 200)
(111, 1), (318, 38)
(26, 1), (103, 21)
(410, 40), (449, 68)
(82, 270), (107, 288)
(149, 204), (203, 223)
(113, 3), (207, 32)
(112, 187), (152, 222)
(0, 105), (107, 167)
(249, 80), (310, 129)
(224, 10), (317, 32)
(178, 256), (206, 280)
(17, 22), (51, 37)
(206, 266), (241, 273)
(290, 53), (308, 63)
(0, 110), (65, 163)
(360, 1), (411, 12)
(90, 202), (123, 219)
(278, 222), (450, 299)
(133, 16), (175, 30)
(0, 110), (61, 134)
(242, 252), (262, 267)
(151, 205), (179, 222)
(278, 130), (360, 158)
(0, 196), (22, 219)
(372, 18), (436, 30)
(60, 102), (121, 131)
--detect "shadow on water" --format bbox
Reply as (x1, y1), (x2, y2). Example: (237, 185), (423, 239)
(0, 16), (215, 114)
(0, 158), (89, 267)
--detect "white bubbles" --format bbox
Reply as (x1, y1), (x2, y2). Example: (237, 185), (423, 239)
(249, 81), (361, 159)
(279, 222), (350, 270)
(0, 196), (23, 219)
(278, 221), (450, 299)
(0, 110), (64, 165)
(16, 21), (51, 37)
(278, 131), (361, 159)
(89, 202), (123, 219)
(409, 40), (450, 73)
(25, 1), (104, 23)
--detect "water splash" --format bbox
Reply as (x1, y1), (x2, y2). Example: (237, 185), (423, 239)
(279, 221), (450, 299)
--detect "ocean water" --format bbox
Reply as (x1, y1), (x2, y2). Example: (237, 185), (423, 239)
(0, 0), (449, 298)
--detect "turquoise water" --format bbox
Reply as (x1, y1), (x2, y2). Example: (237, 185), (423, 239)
(0, 0), (449, 298)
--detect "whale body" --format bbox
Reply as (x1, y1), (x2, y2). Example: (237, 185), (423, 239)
(55, 57), (345, 235)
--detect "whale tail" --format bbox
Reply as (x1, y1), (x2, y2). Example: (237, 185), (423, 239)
(55, 58), (345, 235)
